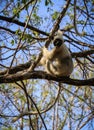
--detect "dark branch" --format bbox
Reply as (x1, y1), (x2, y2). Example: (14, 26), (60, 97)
(45, 0), (71, 47)
(0, 60), (32, 75)
(0, 26), (15, 34)
(0, 70), (94, 86)
(64, 34), (94, 49)
(72, 49), (94, 57)
(0, 15), (48, 36)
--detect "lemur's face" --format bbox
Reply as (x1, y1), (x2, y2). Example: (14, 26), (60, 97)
(53, 39), (63, 47)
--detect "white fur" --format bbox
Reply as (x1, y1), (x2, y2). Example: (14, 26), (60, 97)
(39, 31), (73, 76)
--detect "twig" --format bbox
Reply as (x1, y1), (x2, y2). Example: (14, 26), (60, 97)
(12, 84), (61, 123)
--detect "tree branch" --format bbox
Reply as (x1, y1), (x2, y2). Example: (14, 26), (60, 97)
(0, 70), (94, 86)
(0, 60), (32, 75)
(0, 15), (48, 36)
(64, 34), (94, 49)
(72, 49), (94, 57)
(0, 26), (15, 34)
(45, 0), (71, 47)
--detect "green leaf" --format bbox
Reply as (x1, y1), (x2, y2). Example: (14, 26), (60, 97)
(2, 126), (15, 130)
(11, 40), (14, 45)
(13, 8), (19, 18)
(22, 0), (27, 4)
(45, 0), (52, 6)
(52, 11), (59, 21)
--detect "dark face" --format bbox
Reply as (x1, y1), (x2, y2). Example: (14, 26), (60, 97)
(53, 39), (63, 47)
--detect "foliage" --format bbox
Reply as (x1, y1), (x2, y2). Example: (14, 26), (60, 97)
(0, 0), (94, 130)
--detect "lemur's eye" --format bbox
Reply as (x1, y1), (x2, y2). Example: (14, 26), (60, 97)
(54, 39), (63, 47)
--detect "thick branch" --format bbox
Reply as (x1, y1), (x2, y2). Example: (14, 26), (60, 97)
(0, 26), (48, 41)
(0, 71), (94, 86)
(45, 0), (71, 47)
(0, 60), (32, 75)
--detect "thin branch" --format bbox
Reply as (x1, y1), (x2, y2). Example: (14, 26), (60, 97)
(21, 81), (35, 130)
(70, 2), (94, 20)
(20, 81), (47, 130)
(73, 0), (91, 36)
(1, 83), (61, 123)
(79, 115), (94, 129)
(12, 0), (35, 19)
(64, 34), (94, 49)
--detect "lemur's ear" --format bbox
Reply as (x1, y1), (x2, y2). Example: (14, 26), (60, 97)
(56, 30), (63, 35)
